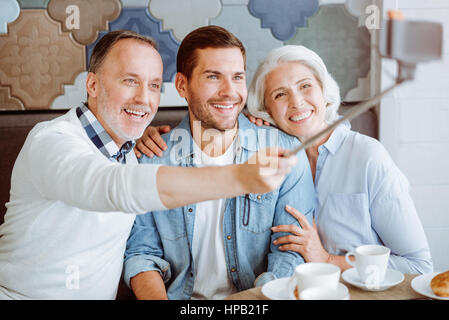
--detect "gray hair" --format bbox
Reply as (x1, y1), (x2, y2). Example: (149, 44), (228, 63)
(247, 45), (341, 125)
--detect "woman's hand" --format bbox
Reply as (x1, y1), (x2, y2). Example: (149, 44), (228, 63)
(272, 205), (330, 263)
(134, 125), (171, 158)
(243, 112), (271, 127)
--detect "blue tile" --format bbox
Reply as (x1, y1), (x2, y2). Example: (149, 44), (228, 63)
(286, 4), (371, 99)
(86, 8), (179, 82)
(248, 0), (319, 41)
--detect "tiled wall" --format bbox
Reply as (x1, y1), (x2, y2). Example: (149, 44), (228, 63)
(380, 0), (449, 272)
(0, 0), (373, 110)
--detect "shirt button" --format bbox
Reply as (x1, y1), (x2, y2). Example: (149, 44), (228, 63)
(257, 195), (261, 200)
(188, 208), (193, 213)
(231, 268), (236, 272)
(227, 235), (232, 240)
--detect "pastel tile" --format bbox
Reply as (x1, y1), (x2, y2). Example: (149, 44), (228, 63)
(159, 83), (187, 107)
(345, 73), (370, 102)
(319, 0), (345, 4)
(211, 6), (282, 85)
(345, 0), (379, 26)
(0, 0), (20, 33)
(149, 0), (221, 42)
(120, 0), (148, 7)
(0, 86), (24, 110)
(0, 10), (86, 109)
(47, 0), (122, 45)
(51, 71), (87, 109)
(248, 0), (319, 41)
(286, 4), (371, 99)
(86, 8), (179, 82)
(17, 0), (49, 8)
(222, 0), (249, 5)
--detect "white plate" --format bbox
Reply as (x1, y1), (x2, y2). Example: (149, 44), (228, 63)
(342, 268), (404, 291)
(261, 277), (349, 300)
(411, 272), (449, 300)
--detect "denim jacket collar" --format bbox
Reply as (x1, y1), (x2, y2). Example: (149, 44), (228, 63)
(172, 113), (258, 164)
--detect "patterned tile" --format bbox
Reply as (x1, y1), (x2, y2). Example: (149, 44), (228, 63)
(345, 73), (370, 102)
(0, 0), (20, 33)
(149, 0), (221, 42)
(17, 0), (49, 8)
(248, 0), (319, 41)
(211, 6), (282, 85)
(345, 0), (379, 27)
(0, 10), (86, 109)
(159, 83), (187, 107)
(51, 71), (87, 109)
(120, 0), (149, 7)
(47, 0), (122, 45)
(0, 85), (24, 110)
(286, 4), (371, 99)
(86, 8), (179, 82)
(221, 0), (249, 5)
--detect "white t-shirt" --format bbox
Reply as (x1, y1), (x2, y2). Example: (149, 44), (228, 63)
(190, 139), (238, 300)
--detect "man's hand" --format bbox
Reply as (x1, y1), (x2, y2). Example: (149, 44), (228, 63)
(243, 112), (271, 127)
(134, 125), (171, 158)
(239, 148), (297, 195)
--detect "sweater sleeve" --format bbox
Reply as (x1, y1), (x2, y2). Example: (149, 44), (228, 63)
(25, 122), (167, 214)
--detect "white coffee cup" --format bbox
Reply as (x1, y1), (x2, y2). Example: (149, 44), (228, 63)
(288, 262), (341, 300)
(299, 286), (349, 300)
(345, 244), (390, 288)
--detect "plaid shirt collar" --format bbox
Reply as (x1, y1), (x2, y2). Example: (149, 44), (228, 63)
(76, 103), (135, 163)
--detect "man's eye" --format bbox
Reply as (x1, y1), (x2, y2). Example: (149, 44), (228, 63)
(207, 74), (218, 80)
(234, 75), (245, 81)
(151, 83), (161, 90)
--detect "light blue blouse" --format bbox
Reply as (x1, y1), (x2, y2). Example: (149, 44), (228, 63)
(314, 121), (433, 274)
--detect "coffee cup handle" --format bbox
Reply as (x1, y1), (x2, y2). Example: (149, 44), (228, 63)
(287, 278), (297, 300)
(345, 251), (356, 268)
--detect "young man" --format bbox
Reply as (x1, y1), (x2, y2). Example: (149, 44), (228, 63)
(124, 26), (316, 300)
(0, 30), (296, 300)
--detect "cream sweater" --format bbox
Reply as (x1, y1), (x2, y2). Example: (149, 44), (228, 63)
(0, 108), (165, 299)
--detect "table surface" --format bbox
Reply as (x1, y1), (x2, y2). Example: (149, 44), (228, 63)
(225, 274), (429, 300)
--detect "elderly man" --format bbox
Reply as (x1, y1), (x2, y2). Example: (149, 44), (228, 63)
(0, 30), (296, 300)
(124, 26), (316, 300)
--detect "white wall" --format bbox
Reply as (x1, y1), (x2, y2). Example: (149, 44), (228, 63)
(380, 0), (449, 272)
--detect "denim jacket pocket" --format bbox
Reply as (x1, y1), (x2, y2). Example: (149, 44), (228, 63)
(239, 191), (277, 233)
(153, 210), (186, 241)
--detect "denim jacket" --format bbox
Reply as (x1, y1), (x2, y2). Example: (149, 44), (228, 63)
(124, 114), (315, 299)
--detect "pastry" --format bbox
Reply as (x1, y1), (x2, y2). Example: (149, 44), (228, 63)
(431, 270), (449, 297)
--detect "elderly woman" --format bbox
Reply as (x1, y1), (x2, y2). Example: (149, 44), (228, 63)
(135, 45), (432, 275)
(246, 45), (432, 274)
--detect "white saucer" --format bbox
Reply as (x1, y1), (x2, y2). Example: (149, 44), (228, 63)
(342, 268), (404, 291)
(411, 272), (449, 300)
(261, 277), (349, 300)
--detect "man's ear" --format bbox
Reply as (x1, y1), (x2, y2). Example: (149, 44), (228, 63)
(175, 72), (188, 99)
(86, 72), (99, 98)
